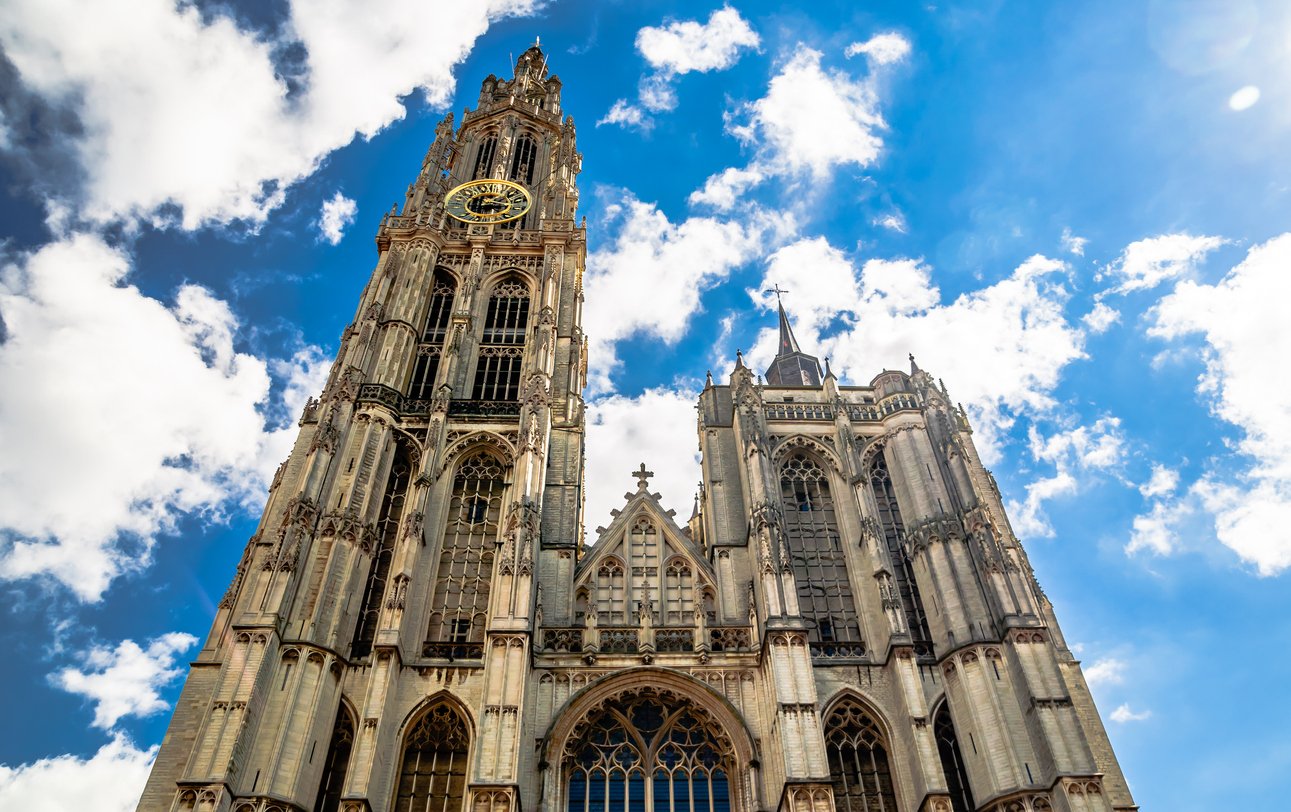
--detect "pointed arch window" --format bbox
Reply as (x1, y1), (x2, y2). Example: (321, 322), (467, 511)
(472, 279), (529, 402)
(869, 451), (933, 657)
(565, 691), (733, 812)
(395, 703), (470, 812)
(425, 452), (503, 659)
(472, 134), (498, 179)
(778, 453), (863, 653)
(934, 704), (975, 812)
(351, 443), (411, 659)
(409, 270), (456, 401)
(825, 699), (898, 812)
(314, 705), (355, 812)
(506, 133), (538, 229)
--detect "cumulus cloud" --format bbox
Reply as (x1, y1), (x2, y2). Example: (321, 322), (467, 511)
(1060, 227), (1088, 256)
(1102, 233), (1225, 295)
(1148, 234), (1291, 574)
(1084, 657), (1127, 688)
(844, 32), (912, 66)
(688, 167), (766, 210)
(317, 191), (357, 245)
(1109, 704), (1151, 723)
(1082, 301), (1120, 333)
(873, 212), (907, 233)
(1009, 417), (1125, 537)
(583, 193), (792, 391)
(602, 6), (759, 126)
(0, 235), (327, 600)
(597, 99), (647, 129)
(747, 241), (1087, 461)
(1127, 498), (1184, 556)
(53, 633), (197, 729)
(585, 388), (702, 532)
(0, 0), (536, 228)
(0, 732), (155, 812)
(1140, 464), (1180, 499)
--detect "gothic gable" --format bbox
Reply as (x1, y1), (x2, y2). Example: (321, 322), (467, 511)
(575, 480), (716, 629)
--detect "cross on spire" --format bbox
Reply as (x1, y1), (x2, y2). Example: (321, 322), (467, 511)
(765, 284), (789, 305)
(632, 462), (654, 491)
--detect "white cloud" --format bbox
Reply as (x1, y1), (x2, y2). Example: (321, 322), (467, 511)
(1110, 704), (1151, 723)
(748, 243), (1086, 462)
(1102, 233), (1225, 295)
(873, 212), (907, 233)
(597, 99), (647, 129)
(1010, 417), (1124, 537)
(1140, 464), (1180, 498)
(1082, 301), (1120, 333)
(585, 388), (702, 532)
(0, 234), (325, 600)
(1229, 85), (1260, 111)
(636, 6), (760, 76)
(727, 45), (889, 178)
(844, 32), (912, 66)
(602, 6), (758, 126)
(1149, 234), (1291, 574)
(688, 167), (766, 211)
(0, 0), (536, 228)
(1127, 498), (1183, 556)
(53, 633), (197, 730)
(583, 194), (790, 392)
(0, 733), (155, 812)
(1084, 657), (1127, 687)
(1060, 227), (1088, 256)
(317, 191), (357, 245)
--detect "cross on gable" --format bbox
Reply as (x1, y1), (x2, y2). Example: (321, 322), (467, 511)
(632, 462), (654, 490)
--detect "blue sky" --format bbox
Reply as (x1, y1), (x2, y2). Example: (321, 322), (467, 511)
(1, 0), (1290, 808)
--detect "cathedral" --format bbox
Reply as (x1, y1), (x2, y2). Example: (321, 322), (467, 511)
(138, 45), (1136, 812)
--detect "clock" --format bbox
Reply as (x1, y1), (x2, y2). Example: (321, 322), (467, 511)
(444, 179), (532, 224)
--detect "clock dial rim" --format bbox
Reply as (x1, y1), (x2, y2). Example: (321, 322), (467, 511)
(444, 178), (533, 224)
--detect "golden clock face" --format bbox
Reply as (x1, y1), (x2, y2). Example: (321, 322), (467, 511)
(444, 179), (532, 224)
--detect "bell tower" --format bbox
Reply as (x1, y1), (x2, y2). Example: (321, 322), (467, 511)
(136, 41), (587, 812)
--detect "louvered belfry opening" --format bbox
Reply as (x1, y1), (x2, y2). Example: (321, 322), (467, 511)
(408, 269), (457, 402)
(471, 278), (529, 402)
(350, 441), (412, 659)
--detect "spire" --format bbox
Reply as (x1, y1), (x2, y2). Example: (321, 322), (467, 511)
(763, 291), (822, 387)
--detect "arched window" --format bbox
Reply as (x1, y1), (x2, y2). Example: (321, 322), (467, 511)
(472, 134), (498, 179)
(869, 451), (933, 657)
(394, 703), (470, 812)
(825, 699), (898, 812)
(408, 270), (456, 401)
(778, 453), (863, 653)
(314, 705), (355, 812)
(472, 279), (529, 402)
(565, 691), (733, 812)
(425, 452), (503, 659)
(934, 704), (974, 812)
(510, 134), (538, 185)
(351, 443), (412, 659)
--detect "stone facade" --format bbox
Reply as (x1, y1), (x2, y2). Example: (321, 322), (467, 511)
(138, 45), (1136, 812)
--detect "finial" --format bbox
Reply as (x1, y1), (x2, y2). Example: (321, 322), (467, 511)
(534, 35), (541, 47)
(735, 349), (745, 368)
(764, 284), (789, 305)
(632, 462), (654, 491)
(824, 356), (835, 379)
(705, 370), (714, 388)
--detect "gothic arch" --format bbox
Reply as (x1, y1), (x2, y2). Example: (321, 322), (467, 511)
(540, 667), (758, 769)
(481, 268), (536, 297)
(819, 689), (896, 743)
(770, 434), (844, 475)
(433, 263), (464, 288)
(396, 690), (477, 740)
(820, 690), (904, 812)
(391, 694), (474, 812)
(439, 433), (516, 477)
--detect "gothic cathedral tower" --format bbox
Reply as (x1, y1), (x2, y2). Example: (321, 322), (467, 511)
(139, 46), (1136, 812)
